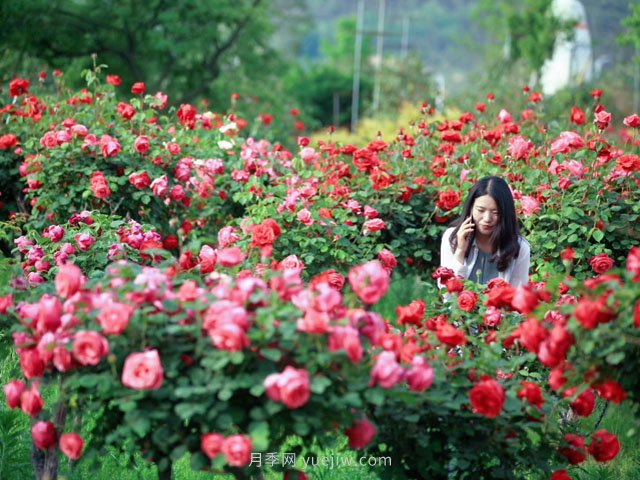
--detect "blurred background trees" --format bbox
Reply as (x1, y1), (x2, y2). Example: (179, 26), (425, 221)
(0, 0), (638, 133)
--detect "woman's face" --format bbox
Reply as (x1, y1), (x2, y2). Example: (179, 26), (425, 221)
(472, 195), (500, 236)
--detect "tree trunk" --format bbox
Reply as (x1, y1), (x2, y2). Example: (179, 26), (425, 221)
(31, 402), (67, 480)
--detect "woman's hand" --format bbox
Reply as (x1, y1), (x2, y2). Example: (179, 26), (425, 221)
(454, 217), (475, 263)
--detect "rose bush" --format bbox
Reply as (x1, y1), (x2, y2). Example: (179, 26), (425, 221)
(1, 69), (640, 480)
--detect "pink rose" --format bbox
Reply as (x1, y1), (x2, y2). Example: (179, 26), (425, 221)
(208, 322), (249, 351)
(32, 421), (57, 450)
(594, 106), (611, 130)
(19, 349), (45, 379)
(296, 309), (331, 334)
(0, 293), (13, 314)
(72, 330), (109, 366)
(129, 171), (151, 189)
(36, 294), (62, 334)
(99, 134), (121, 158)
(201, 433), (225, 459)
(121, 350), (164, 390)
(222, 435), (252, 467)
(198, 245), (217, 274)
(279, 254), (304, 273)
(134, 135), (150, 154)
(483, 306), (502, 327)
(377, 248), (397, 272)
(217, 226), (240, 248)
(369, 351), (405, 389)
(216, 247), (245, 267)
(74, 233), (94, 251)
(264, 366), (311, 409)
(3, 379), (25, 409)
(520, 195), (540, 217)
(150, 175), (168, 197)
(60, 432), (84, 460)
(327, 326), (363, 363)
(363, 218), (386, 233)
(55, 263), (83, 298)
(623, 113), (640, 128)
(348, 260), (389, 305)
(406, 356), (434, 392)
(297, 208), (314, 226)
(344, 418), (376, 449)
(97, 303), (134, 335)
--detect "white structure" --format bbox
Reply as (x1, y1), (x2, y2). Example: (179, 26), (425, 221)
(539, 0), (593, 95)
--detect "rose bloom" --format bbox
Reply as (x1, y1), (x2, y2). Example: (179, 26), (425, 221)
(134, 135), (150, 154)
(32, 421), (57, 450)
(264, 366), (311, 409)
(616, 154), (640, 173)
(457, 290), (477, 312)
(369, 351), (405, 389)
(588, 253), (614, 274)
(20, 385), (44, 417)
(59, 432), (84, 460)
(327, 326), (363, 363)
(345, 418), (376, 449)
(594, 379), (627, 404)
(55, 263), (83, 298)
(122, 350), (163, 390)
(469, 377), (505, 418)
(9, 78), (30, 96)
(435, 190), (461, 211)
(559, 433), (587, 465)
(396, 299), (425, 326)
(627, 246), (640, 282)
(201, 433), (225, 459)
(99, 134), (121, 157)
(97, 302), (134, 335)
(564, 386), (595, 417)
(377, 248), (397, 272)
(131, 82), (146, 94)
(347, 260), (389, 305)
(517, 381), (544, 408)
(90, 171), (111, 199)
(406, 356), (434, 392)
(588, 429), (620, 462)
(106, 75), (121, 86)
(209, 322), (249, 351)
(570, 105), (585, 125)
(624, 113), (640, 128)
(436, 322), (467, 346)
(483, 306), (501, 327)
(74, 233), (94, 251)
(250, 219), (281, 247)
(520, 195), (540, 217)
(363, 218), (386, 233)
(594, 105), (611, 130)
(3, 379), (25, 409)
(216, 247), (245, 267)
(129, 170), (151, 189)
(72, 330), (109, 366)
(222, 434), (252, 467)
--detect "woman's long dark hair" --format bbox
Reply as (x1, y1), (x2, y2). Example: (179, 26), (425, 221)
(448, 176), (521, 272)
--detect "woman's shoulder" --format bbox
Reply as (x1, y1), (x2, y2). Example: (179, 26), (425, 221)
(517, 235), (531, 254)
(442, 227), (455, 240)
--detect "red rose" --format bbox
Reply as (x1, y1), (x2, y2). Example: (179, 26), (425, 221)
(516, 317), (548, 354)
(20, 385), (44, 417)
(432, 266), (455, 283)
(594, 379), (627, 403)
(32, 421), (57, 449)
(485, 284), (515, 308)
(627, 246), (640, 281)
(435, 190), (461, 211)
(201, 433), (225, 459)
(177, 103), (197, 128)
(250, 219), (281, 247)
(510, 286), (539, 314)
(436, 322), (467, 346)
(623, 113), (640, 128)
(559, 433), (586, 465)
(469, 377), (505, 418)
(457, 290), (478, 312)
(121, 350), (163, 390)
(564, 386), (595, 417)
(129, 171), (151, 189)
(59, 432), (84, 460)
(377, 248), (397, 272)
(131, 82), (146, 94)
(9, 78), (30, 96)
(0, 133), (19, 149)
(134, 135), (150, 154)
(570, 105), (585, 125)
(517, 381), (544, 408)
(90, 171), (111, 199)
(588, 429), (620, 462)
(634, 300), (640, 328)
(550, 470), (572, 480)
(344, 418), (376, 449)
(395, 300), (425, 326)
(588, 253), (614, 274)
(106, 75), (121, 86)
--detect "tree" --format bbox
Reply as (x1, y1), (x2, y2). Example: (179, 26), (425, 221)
(0, 0), (281, 103)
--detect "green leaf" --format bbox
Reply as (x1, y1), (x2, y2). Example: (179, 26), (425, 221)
(260, 348), (282, 362)
(592, 229), (604, 242)
(130, 416), (150, 437)
(249, 421), (270, 451)
(606, 351), (625, 365)
(310, 376), (332, 394)
(190, 452), (209, 471)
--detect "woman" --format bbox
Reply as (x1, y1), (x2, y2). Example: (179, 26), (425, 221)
(440, 176), (530, 287)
